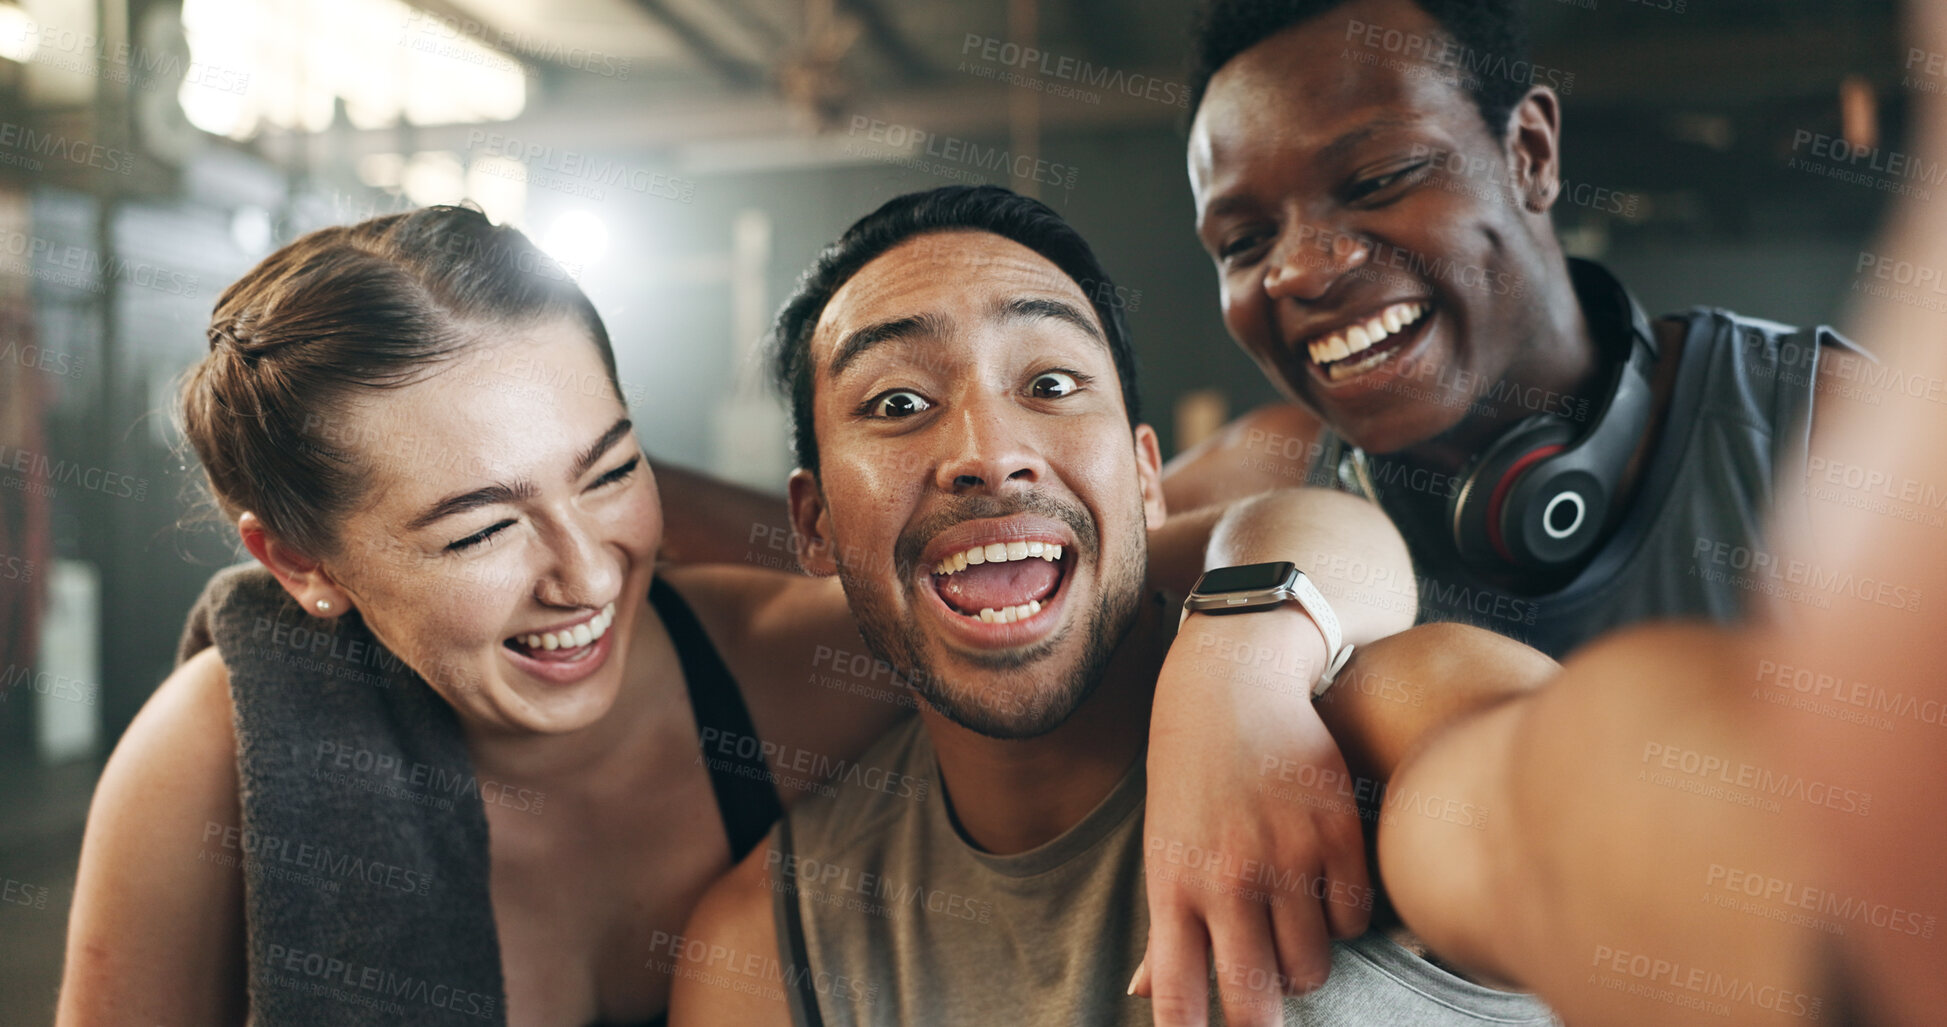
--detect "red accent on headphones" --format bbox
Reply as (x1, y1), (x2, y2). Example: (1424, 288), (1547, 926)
(1486, 444), (1566, 563)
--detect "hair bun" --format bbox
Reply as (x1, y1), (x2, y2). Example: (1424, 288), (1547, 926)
(206, 314), (260, 359)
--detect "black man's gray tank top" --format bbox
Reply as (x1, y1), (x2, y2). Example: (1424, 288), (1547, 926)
(1313, 298), (1867, 660)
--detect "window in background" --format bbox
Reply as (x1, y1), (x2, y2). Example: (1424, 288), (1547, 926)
(178, 0), (525, 139)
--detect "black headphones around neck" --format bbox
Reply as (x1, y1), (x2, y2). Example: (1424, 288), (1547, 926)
(1345, 261), (1661, 572)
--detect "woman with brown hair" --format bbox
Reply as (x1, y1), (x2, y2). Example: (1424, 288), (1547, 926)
(57, 205), (912, 1026)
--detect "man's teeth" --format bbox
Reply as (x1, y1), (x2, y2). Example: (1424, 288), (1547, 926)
(976, 600), (1042, 624)
(934, 541), (1063, 576)
(1307, 302), (1427, 366)
(519, 602), (616, 652)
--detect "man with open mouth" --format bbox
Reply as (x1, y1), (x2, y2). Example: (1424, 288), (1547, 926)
(1171, 0), (1863, 660)
(665, 186), (1562, 1027)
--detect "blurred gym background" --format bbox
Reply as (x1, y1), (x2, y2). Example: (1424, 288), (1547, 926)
(0, 0), (1911, 1017)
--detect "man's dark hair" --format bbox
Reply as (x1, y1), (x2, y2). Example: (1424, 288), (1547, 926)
(770, 185), (1140, 475)
(1188, 0), (1532, 137)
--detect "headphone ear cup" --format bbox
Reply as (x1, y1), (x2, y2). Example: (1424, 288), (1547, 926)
(1449, 417), (1578, 566)
(1501, 459), (1614, 568)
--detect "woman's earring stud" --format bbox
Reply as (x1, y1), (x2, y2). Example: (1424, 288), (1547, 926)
(316, 599), (332, 613)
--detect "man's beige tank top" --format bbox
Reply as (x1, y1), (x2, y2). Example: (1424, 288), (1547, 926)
(768, 718), (1558, 1026)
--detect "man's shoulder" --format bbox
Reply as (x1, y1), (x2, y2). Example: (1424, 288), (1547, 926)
(1668, 305), (1861, 371)
(672, 714), (930, 1027)
(668, 834), (794, 1026)
(685, 834), (779, 946)
(1660, 306), (1871, 425)
(1669, 306), (1797, 375)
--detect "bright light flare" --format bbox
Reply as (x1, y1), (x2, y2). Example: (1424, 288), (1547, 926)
(0, 4), (39, 63)
(541, 210), (609, 269)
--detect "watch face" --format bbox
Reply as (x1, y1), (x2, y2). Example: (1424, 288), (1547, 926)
(1195, 561), (1297, 594)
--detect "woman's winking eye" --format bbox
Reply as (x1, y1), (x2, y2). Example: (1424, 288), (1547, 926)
(447, 520), (513, 552)
(591, 455), (640, 489)
(444, 455), (641, 552)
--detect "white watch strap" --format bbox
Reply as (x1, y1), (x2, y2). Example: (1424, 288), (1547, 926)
(1289, 571), (1354, 697)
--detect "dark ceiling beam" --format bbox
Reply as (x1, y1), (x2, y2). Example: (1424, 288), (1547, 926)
(627, 0), (766, 88)
(252, 69), (1189, 166)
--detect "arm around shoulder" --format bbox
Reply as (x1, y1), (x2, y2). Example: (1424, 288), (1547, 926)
(666, 837), (796, 1027)
(57, 647), (248, 1026)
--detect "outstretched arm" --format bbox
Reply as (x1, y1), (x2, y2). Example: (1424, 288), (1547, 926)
(1373, 624), (1833, 1026)
(1137, 616), (1831, 1027)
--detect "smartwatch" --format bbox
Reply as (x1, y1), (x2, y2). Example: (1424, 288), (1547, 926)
(1180, 561), (1354, 696)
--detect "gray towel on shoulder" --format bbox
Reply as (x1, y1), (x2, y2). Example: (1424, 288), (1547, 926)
(176, 563), (508, 1025)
